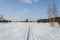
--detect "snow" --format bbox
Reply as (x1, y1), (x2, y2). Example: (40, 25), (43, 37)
(0, 22), (60, 40)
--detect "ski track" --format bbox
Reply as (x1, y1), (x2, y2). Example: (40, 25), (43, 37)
(0, 22), (60, 40)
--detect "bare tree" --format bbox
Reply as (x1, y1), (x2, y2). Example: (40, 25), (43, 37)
(47, 4), (52, 18)
(52, 1), (57, 17)
(0, 14), (4, 21)
(47, 1), (58, 27)
(52, 1), (58, 27)
(47, 4), (54, 27)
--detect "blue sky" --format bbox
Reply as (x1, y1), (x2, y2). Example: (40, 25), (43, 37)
(0, 0), (60, 21)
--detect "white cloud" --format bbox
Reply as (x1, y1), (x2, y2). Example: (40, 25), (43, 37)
(33, 0), (38, 2)
(21, 8), (29, 15)
(22, 0), (32, 4)
(24, 8), (29, 13)
(21, 0), (39, 4)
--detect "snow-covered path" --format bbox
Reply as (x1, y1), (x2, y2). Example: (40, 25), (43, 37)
(0, 22), (60, 40)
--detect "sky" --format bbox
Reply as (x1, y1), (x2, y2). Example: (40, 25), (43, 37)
(0, 0), (60, 21)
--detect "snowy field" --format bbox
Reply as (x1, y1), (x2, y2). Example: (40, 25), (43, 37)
(0, 22), (60, 40)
